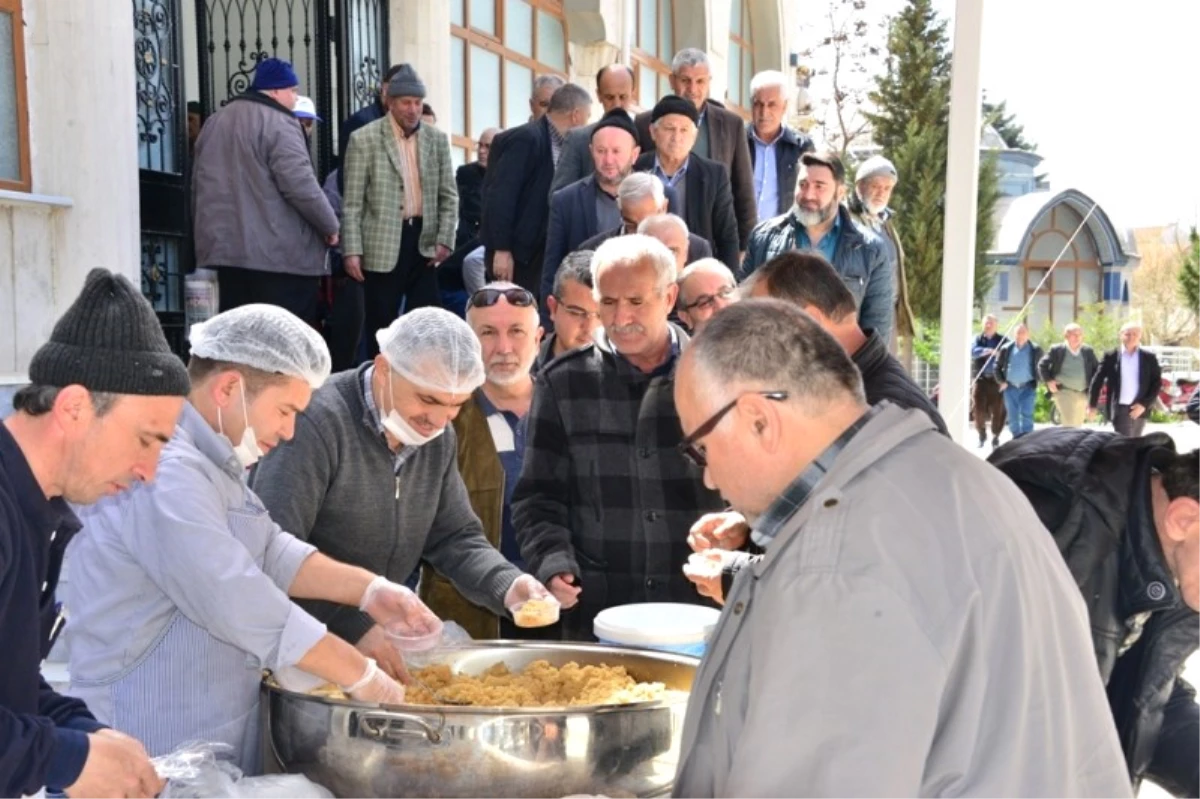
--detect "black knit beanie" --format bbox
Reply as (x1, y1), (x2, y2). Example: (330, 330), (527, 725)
(28, 268), (191, 396)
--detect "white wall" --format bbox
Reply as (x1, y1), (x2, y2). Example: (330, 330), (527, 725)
(1, 0), (140, 380)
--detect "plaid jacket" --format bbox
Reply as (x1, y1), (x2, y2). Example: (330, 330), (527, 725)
(341, 117), (458, 272)
(512, 326), (726, 640)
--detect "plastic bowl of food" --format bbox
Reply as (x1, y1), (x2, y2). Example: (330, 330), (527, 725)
(384, 615), (444, 653)
(510, 596), (562, 628)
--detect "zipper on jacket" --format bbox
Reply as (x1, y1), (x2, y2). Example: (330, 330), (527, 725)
(395, 476), (400, 501)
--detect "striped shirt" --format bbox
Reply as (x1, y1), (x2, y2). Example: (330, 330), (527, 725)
(388, 115), (423, 218)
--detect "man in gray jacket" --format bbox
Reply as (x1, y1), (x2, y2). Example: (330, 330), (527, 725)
(670, 299), (1131, 797)
(250, 308), (553, 672)
(193, 58), (339, 325)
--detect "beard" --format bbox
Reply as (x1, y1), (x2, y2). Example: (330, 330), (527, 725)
(794, 199), (837, 227)
(486, 357), (531, 387)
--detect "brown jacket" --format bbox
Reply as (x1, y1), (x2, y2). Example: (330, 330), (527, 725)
(635, 99), (757, 250)
(418, 392), (505, 639)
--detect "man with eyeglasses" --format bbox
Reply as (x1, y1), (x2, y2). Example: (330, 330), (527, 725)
(419, 285), (559, 639)
(513, 235), (727, 641)
(537, 251), (602, 376)
(251, 308), (554, 671)
(670, 299), (1130, 797)
(676, 259), (738, 335)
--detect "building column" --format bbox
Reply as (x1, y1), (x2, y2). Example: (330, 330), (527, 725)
(570, 41), (622, 118)
(389, 0), (450, 123)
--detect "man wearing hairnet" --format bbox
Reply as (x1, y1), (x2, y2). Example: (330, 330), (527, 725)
(65, 305), (428, 774)
(251, 308), (554, 667)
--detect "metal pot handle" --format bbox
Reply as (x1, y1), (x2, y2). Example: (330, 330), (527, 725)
(353, 710), (445, 745)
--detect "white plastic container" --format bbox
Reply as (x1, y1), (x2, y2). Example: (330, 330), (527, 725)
(593, 602), (720, 657)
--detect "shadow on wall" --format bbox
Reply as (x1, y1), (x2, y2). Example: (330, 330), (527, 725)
(0, 385), (25, 421)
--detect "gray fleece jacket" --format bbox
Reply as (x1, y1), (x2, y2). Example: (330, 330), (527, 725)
(249, 366), (521, 644)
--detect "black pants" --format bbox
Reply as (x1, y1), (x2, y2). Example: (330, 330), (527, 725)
(1113, 403), (1148, 437)
(485, 244), (544, 300)
(216, 266), (320, 325)
(323, 276), (365, 371)
(363, 217), (441, 357)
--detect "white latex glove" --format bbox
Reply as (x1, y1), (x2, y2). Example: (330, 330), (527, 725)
(341, 657), (406, 705)
(504, 574), (553, 609)
(360, 575), (440, 633)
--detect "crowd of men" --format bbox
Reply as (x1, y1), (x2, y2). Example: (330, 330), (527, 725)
(0, 49), (1196, 799)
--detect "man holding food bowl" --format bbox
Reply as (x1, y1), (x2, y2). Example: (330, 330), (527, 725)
(65, 305), (421, 773)
(250, 308), (557, 666)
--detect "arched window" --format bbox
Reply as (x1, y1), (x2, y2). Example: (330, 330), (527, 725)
(449, 0), (568, 166)
(727, 0), (753, 118)
(632, 0), (674, 109)
(1020, 204), (1103, 330)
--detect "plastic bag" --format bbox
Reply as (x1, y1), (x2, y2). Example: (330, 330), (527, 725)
(402, 619), (473, 668)
(153, 742), (332, 798)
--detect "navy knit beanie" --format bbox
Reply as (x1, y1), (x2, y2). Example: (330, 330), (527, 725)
(251, 58), (300, 92)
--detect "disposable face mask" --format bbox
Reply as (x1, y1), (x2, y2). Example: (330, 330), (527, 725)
(217, 378), (264, 468)
(382, 369), (445, 447)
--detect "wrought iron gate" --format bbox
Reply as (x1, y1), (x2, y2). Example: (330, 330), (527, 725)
(195, 0), (388, 178)
(135, 0), (190, 354)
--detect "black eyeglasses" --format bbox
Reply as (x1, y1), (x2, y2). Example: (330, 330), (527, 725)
(470, 287), (536, 309)
(678, 390), (789, 469)
(560, 303), (601, 321)
(681, 284), (737, 312)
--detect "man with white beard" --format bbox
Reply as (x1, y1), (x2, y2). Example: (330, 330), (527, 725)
(743, 151), (894, 341)
(417, 283), (553, 639)
(849, 155), (914, 347)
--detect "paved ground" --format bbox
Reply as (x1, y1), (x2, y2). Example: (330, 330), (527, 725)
(964, 421), (1197, 798)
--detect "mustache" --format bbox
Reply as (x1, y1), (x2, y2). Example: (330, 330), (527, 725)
(610, 323), (645, 336)
(488, 355), (521, 368)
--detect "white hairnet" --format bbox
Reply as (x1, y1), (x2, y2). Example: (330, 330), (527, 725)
(188, 304), (332, 388)
(375, 307), (485, 395)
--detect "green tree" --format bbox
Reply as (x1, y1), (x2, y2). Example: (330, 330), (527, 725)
(982, 97), (1037, 152)
(1180, 226), (1200, 314)
(864, 0), (1000, 322)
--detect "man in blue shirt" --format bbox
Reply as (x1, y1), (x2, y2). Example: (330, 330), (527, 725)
(420, 283), (555, 639)
(996, 323), (1044, 439)
(746, 70), (813, 222)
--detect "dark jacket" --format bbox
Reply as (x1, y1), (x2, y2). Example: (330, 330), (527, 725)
(850, 200), (916, 339)
(995, 339), (1045, 386)
(512, 328), (726, 640)
(745, 125), (814, 217)
(854, 331), (949, 436)
(455, 161), (487, 248)
(971, 332), (1007, 379)
(1091, 348), (1163, 418)
(988, 430), (1199, 797)
(481, 117), (556, 281)
(541, 178), (685, 301)
(192, 92), (338, 276)
(337, 97), (386, 191)
(0, 425), (106, 796)
(744, 204), (895, 341)
(550, 122), (598, 193)
(419, 391), (505, 640)
(636, 99), (757, 249)
(578, 226), (712, 265)
(634, 151), (739, 273)
(1039, 343), (1099, 389)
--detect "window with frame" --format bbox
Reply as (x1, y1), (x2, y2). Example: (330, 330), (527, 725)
(632, 0), (674, 110)
(0, 0), (32, 192)
(727, 0), (753, 118)
(449, 0), (568, 167)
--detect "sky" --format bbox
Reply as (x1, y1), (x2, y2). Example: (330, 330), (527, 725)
(802, 0), (1200, 230)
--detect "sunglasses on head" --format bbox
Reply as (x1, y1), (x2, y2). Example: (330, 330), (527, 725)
(469, 287), (536, 309)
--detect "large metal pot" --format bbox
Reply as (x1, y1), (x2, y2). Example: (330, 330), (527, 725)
(262, 642), (697, 798)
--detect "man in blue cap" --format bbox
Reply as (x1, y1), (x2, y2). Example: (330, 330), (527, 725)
(193, 57), (339, 326)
